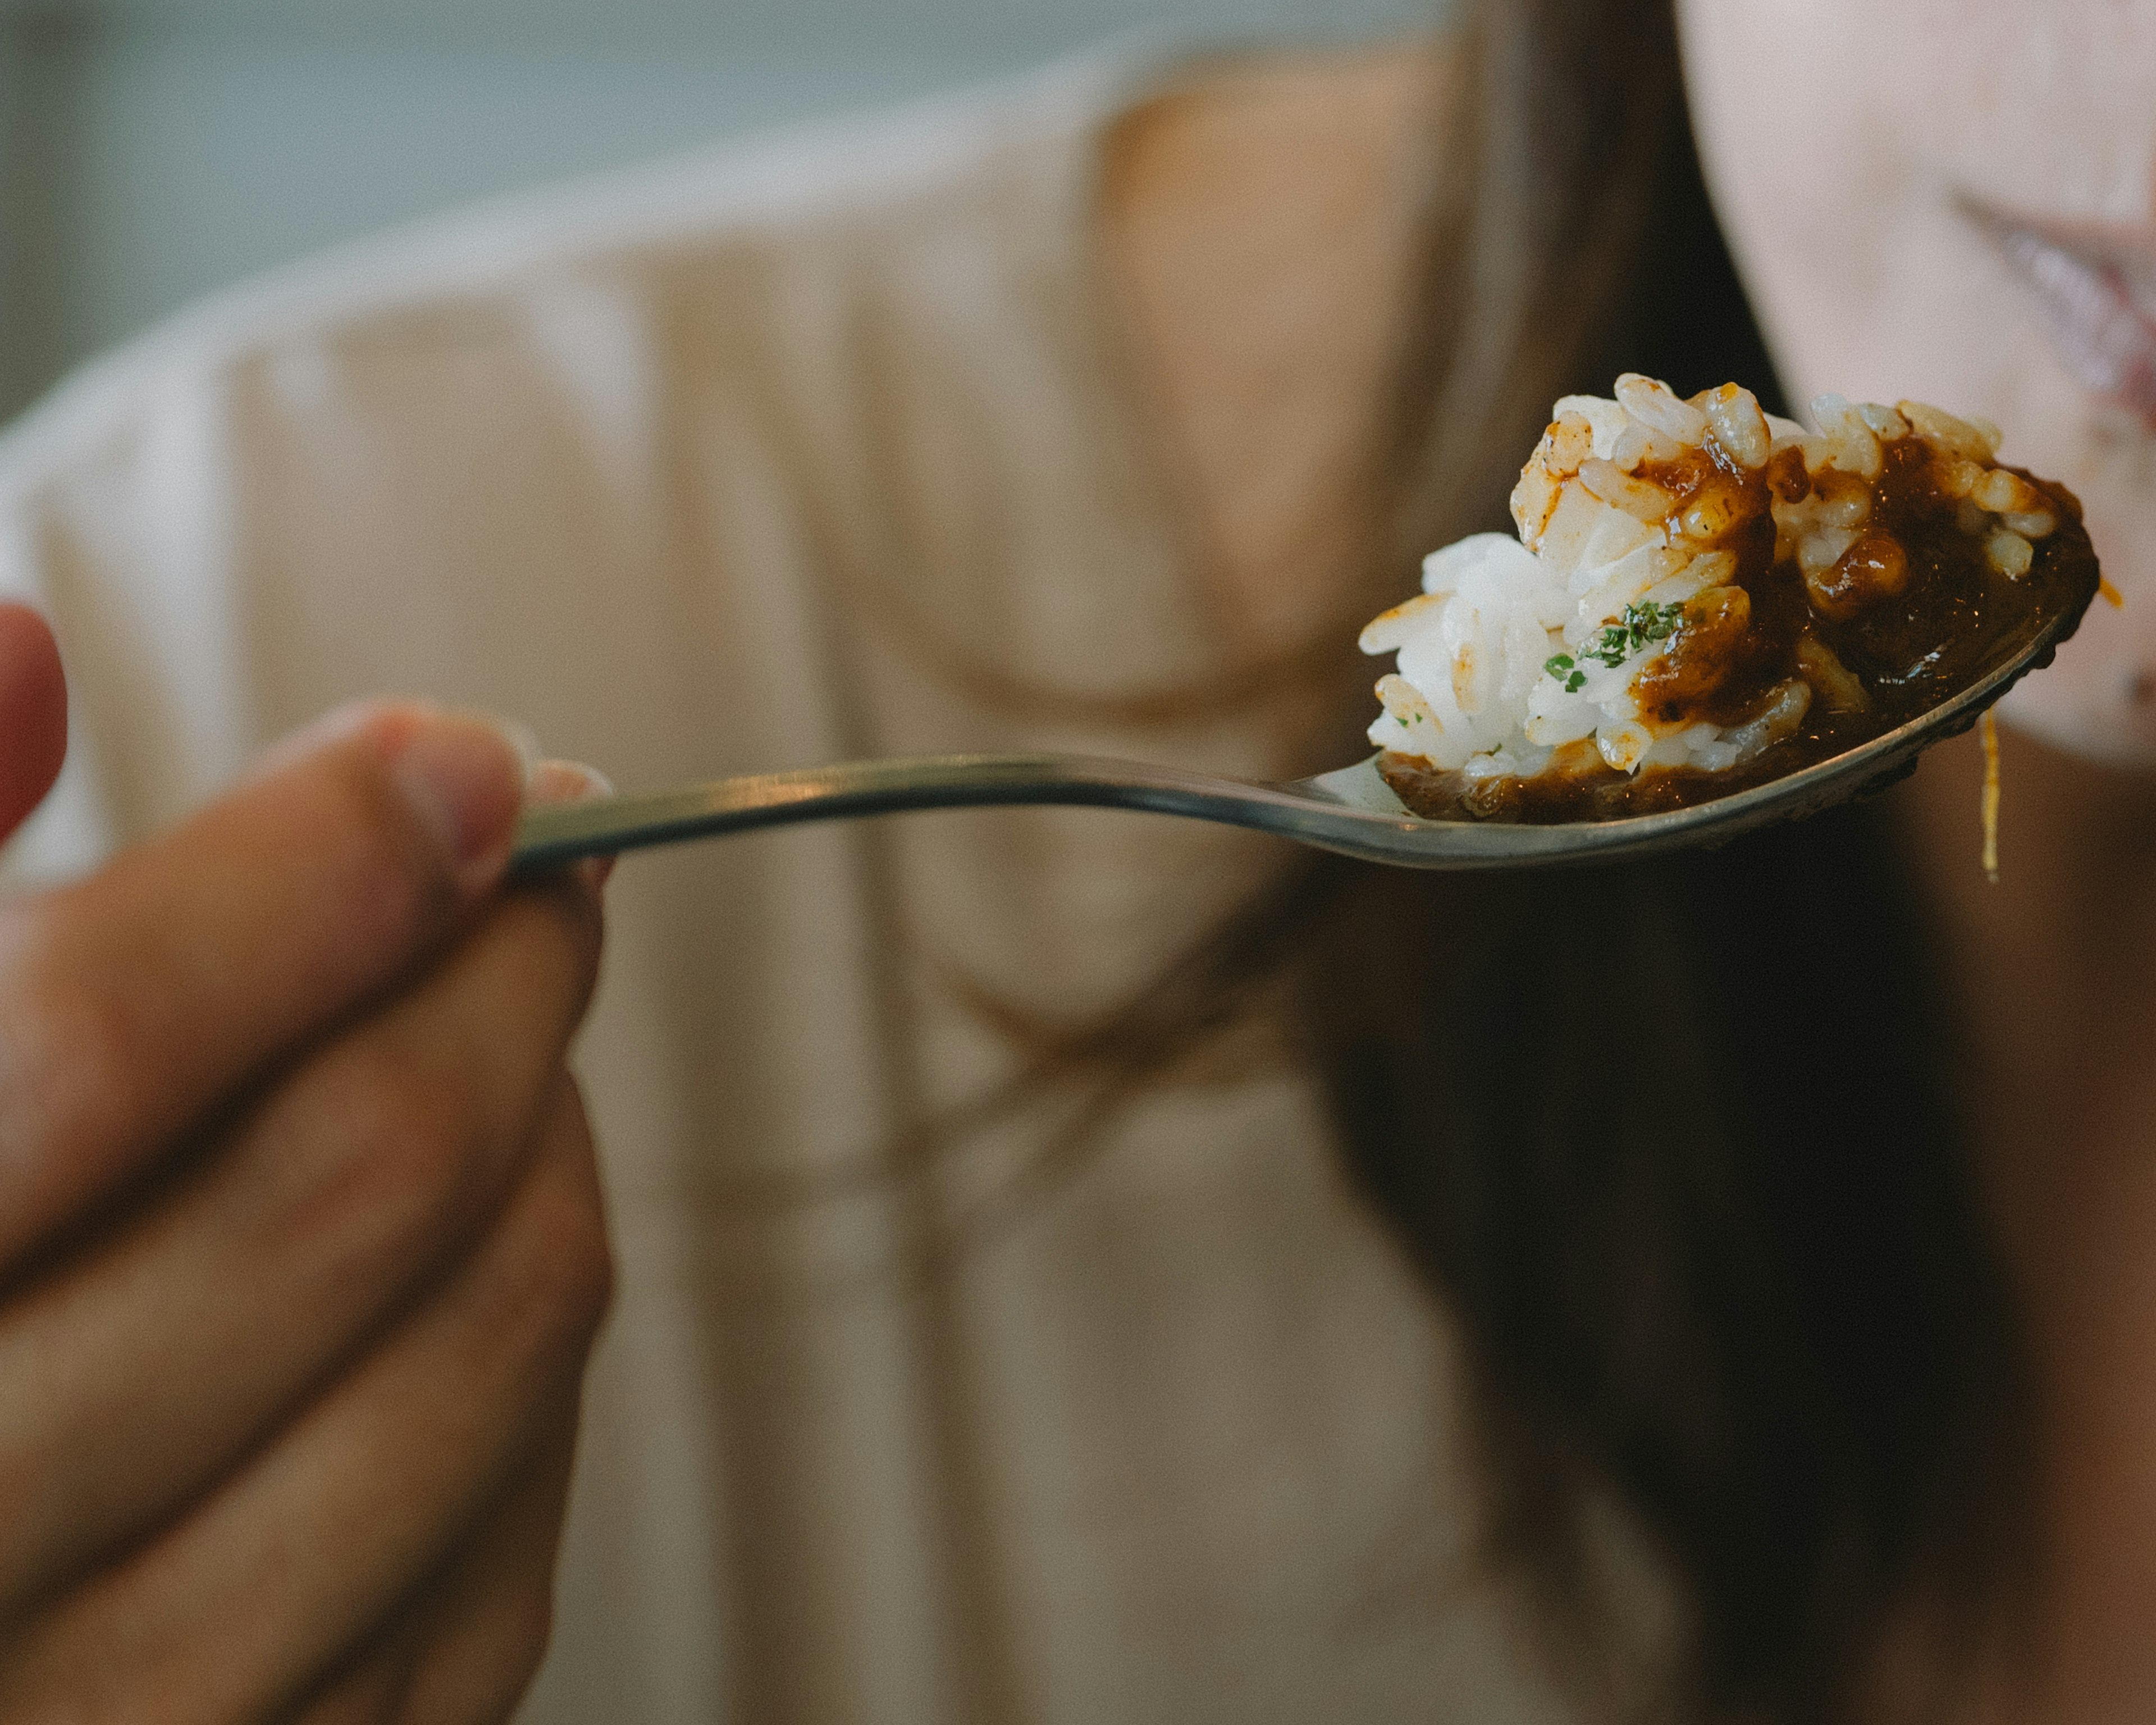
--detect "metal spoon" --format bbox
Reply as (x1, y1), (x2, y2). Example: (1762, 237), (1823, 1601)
(511, 606), (2074, 874)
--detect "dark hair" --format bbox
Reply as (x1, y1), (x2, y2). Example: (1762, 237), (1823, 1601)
(1290, 3), (2031, 1718)
(1296, 819), (2027, 1722)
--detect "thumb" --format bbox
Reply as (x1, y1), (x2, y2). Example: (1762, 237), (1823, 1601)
(0, 603), (66, 845)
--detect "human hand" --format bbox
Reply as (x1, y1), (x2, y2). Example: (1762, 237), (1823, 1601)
(0, 604), (614, 1722)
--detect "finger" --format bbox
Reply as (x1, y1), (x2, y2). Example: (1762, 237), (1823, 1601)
(392, 1420), (579, 1725)
(0, 699), (527, 1272)
(0, 1075), (613, 1723)
(0, 875), (600, 1615)
(290, 1395), (582, 1725)
(0, 601), (67, 840)
(281, 1609), (430, 1725)
(526, 759), (616, 893)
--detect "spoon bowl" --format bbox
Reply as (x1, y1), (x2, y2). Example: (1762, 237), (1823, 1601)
(512, 601), (2076, 874)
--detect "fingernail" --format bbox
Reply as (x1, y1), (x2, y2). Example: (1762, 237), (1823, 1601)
(528, 759), (618, 890)
(387, 710), (527, 892)
(526, 759), (615, 807)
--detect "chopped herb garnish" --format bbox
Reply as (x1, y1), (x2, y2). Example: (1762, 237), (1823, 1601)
(1542, 652), (1587, 695)
(1547, 600), (1689, 685)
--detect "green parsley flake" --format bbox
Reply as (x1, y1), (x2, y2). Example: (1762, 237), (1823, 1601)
(1542, 652), (1587, 694)
(1546, 600), (1689, 686)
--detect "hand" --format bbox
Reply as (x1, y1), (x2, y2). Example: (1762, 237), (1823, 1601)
(0, 604), (614, 1722)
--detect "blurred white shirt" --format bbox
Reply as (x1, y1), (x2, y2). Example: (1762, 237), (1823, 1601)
(0, 50), (1576, 1725)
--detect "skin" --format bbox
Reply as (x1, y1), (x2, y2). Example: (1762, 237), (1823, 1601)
(1682, 4), (2156, 1717)
(1680, 0), (2156, 768)
(1113, 12), (2156, 1720)
(0, 617), (614, 1724)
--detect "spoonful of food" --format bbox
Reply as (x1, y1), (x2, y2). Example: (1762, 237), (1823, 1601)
(513, 377), (2107, 876)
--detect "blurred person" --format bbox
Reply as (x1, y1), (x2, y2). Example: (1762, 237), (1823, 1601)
(0, 2), (2149, 1723)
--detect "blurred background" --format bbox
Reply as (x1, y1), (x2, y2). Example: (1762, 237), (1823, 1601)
(0, 0), (1429, 423)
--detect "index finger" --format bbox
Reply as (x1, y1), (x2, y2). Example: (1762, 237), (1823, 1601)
(0, 603), (66, 842)
(0, 700), (527, 1271)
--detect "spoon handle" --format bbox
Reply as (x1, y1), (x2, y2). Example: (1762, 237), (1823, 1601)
(509, 752), (1337, 873)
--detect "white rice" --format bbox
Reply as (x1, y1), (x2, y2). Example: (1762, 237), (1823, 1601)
(1360, 376), (2045, 788)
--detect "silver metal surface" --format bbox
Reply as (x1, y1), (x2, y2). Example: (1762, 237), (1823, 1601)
(512, 604), (2076, 874)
